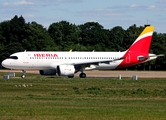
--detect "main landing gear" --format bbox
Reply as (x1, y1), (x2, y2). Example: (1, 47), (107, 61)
(79, 73), (86, 78)
(78, 66), (86, 78)
(21, 70), (26, 78)
(68, 73), (86, 78)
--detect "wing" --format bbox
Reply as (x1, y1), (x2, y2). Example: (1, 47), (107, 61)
(61, 57), (124, 66)
(49, 57), (125, 70)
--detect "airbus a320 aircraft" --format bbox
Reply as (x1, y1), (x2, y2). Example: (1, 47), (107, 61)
(1, 26), (163, 78)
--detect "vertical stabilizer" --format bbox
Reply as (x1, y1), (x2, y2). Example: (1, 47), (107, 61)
(127, 26), (154, 55)
(116, 26), (154, 69)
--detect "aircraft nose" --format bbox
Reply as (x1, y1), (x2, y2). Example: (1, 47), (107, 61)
(1, 59), (9, 68)
(1, 60), (5, 67)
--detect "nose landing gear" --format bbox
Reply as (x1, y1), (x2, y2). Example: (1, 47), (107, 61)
(21, 70), (26, 78)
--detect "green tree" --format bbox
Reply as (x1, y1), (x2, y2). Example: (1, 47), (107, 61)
(22, 21), (56, 51)
(0, 21), (10, 45)
(124, 24), (144, 49)
(109, 26), (126, 51)
(48, 21), (81, 51)
(152, 43), (166, 70)
(0, 15), (26, 62)
(79, 22), (110, 51)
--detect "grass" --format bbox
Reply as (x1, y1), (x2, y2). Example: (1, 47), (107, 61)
(0, 71), (166, 120)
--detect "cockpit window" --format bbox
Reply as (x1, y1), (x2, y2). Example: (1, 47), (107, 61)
(8, 56), (18, 60)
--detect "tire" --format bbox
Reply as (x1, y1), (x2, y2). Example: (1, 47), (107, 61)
(79, 73), (86, 78)
(21, 75), (25, 78)
(68, 75), (74, 78)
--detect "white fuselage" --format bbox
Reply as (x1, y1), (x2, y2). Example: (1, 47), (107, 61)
(2, 51), (126, 70)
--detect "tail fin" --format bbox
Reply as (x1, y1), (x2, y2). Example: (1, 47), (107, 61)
(123, 26), (154, 60)
(116, 26), (154, 69)
(127, 26), (154, 54)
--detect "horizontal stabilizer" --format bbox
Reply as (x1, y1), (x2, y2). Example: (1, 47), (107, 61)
(138, 54), (164, 61)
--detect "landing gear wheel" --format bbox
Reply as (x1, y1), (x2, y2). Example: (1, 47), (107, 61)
(68, 75), (74, 78)
(21, 75), (25, 78)
(79, 73), (86, 78)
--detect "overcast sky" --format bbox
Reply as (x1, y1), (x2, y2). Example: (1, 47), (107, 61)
(0, 0), (166, 33)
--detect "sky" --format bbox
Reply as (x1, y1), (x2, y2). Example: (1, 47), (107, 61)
(0, 0), (166, 33)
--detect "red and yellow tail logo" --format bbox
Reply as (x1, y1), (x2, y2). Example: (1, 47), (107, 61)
(116, 26), (154, 69)
(129, 26), (154, 54)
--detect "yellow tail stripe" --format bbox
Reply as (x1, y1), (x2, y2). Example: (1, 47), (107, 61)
(138, 26), (154, 38)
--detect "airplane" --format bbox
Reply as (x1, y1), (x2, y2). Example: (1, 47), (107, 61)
(1, 26), (163, 78)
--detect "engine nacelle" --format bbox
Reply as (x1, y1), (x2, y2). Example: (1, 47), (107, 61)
(39, 70), (56, 75)
(57, 65), (75, 76)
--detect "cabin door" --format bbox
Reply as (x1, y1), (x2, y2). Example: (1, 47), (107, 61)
(23, 53), (29, 63)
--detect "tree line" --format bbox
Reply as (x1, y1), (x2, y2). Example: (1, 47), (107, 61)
(0, 15), (166, 70)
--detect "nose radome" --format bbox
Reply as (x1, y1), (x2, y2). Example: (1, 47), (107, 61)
(1, 60), (5, 67)
(1, 60), (9, 68)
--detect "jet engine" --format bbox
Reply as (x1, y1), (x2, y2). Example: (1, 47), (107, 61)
(57, 65), (75, 77)
(39, 70), (56, 75)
